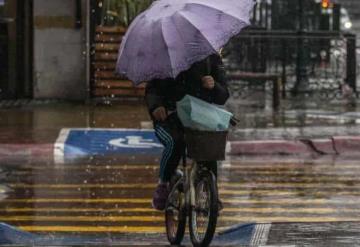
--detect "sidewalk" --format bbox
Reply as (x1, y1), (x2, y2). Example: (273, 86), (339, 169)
(1, 101), (360, 160)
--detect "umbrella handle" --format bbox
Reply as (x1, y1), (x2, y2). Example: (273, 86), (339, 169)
(206, 57), (211, 75)
(230, 116), (239, 127)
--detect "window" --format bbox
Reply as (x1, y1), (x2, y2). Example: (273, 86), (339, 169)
(98, 0), (154, 27)
(0, 0), (5, 17)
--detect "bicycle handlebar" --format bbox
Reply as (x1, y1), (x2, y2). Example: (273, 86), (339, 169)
(230, 116), (239, 127)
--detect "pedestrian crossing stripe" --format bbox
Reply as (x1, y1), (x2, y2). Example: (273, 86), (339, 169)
(2, 207), (360, 213)
(1, 215), (359, 223)
(3, 155), (360, 239)
(8, 181), (360, 189)
(19, 225), (166, 233)
(9, 189), (360, 197)
(15, 164), (360, 170)
(12, 170), (360, 176)
(2, 198), (360, 205)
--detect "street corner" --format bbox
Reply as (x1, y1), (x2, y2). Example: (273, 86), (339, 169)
(54, 128), (164, 163)
(227, 140), (313, 156)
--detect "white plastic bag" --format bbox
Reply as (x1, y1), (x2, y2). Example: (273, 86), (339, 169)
(176, 95), (233, 131)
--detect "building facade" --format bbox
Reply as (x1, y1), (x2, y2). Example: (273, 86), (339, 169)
(1, 0), (88, 100)
(32, 0), (88, 100)
(0, 0), (358, 101)
(0, 0), (33, 99)
(0, 0), (149, 101)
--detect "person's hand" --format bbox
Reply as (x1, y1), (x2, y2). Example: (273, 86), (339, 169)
(152, 106), (167, 121)
(201, 76), (215, 90)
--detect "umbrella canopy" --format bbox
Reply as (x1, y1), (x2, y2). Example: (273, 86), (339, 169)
(116, 0), (255, 84)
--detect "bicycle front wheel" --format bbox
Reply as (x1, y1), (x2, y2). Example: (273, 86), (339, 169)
(165, 179), (186, 245)
(189, 169), (218, 247)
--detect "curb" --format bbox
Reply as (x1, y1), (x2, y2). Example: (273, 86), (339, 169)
(0, 129), (360, 160)
(0, 144), (54, 161)
(332, 136), (360, 155)
(228, 140), (312, 155)
(227, 136), (360, 156)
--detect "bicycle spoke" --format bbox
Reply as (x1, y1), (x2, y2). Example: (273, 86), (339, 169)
(195, 207), (209, 215)
(167, 202), (180, 210)
(165, 180), (186, 245)
(193, 180), (210, 240)
(190, 170), (218, 247)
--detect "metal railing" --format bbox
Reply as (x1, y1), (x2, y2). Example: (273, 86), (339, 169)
(224, 30), (357, 100)
(251, 0), (342, 32)
(0, 21), (8, 99)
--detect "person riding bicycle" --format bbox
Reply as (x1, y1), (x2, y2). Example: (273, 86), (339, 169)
(145, 53), (230, 211)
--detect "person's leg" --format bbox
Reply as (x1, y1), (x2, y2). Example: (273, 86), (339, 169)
(152, 115), (185, 210)
(155, 116), (185, 182)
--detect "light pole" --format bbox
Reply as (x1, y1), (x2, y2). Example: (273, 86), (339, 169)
(293, 0), (309, 95)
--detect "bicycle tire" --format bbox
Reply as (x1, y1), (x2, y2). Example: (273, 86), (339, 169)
(165, 179), (186, 245)
(189, 168), (218, 247)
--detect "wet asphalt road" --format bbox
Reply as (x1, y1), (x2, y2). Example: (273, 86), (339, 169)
(1, 156), (360, 245)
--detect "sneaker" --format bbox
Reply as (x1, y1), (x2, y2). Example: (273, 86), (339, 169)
(152, 183), (169, 211)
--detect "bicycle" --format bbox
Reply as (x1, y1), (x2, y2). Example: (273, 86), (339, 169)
(165, 120), (236, 247)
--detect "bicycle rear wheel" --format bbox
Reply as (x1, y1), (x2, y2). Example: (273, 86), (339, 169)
(165, 179), (186, 245)
(189, 169), (218, 247)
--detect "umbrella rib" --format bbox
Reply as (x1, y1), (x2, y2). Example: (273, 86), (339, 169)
(160, 20), (175, 78)
(167, 14), (197, 78)
(185, 1), (251, 25)
(169, 14), (186, 54)
(166, 11), (219, 78)
(177, 11), (217, 52)
(116, 12), (147, 76)
(179, 3), (250, 51)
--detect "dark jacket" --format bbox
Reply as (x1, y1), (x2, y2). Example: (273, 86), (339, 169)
(145, 54), (229, 118)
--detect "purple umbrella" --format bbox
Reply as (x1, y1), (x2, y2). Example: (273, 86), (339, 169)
(116, 0), (254, 85)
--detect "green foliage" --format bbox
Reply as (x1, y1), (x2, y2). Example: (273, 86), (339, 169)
(100, 0), (155, 27)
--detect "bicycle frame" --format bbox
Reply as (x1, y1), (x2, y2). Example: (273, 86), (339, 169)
(182, 159), (198, 215)
(166, 118), (237, 246)
(180, 155), (214, 216)
(166, 140), (223, 246)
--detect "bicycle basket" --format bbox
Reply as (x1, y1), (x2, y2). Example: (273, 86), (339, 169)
(184, 128), (228, 161)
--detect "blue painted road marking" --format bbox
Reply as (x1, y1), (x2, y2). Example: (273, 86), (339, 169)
(55, 128), (164, 159)
(0, 222), (264, 245)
